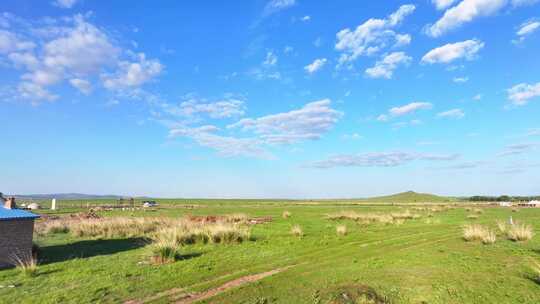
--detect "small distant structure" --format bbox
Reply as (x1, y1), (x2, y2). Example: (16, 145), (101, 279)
(499, 201), (512, 207)
(142, 201), (157, 208)
(0, 196), (40, 268)
(518, 200), (540, 208)
(27, 203), (41, 210)
(51, 198), (57, 210)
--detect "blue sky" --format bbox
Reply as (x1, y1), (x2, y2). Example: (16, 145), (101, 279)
(1, 0), (539, 198)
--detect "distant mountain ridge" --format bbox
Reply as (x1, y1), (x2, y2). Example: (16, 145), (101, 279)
(13, 193), (126, 200)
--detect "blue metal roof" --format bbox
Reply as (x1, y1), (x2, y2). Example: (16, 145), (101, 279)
(0, 206), (40, 221)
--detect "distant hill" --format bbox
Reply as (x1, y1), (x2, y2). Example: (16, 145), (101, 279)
(364, 191), (455, 203)
(13, 193), (125, 200)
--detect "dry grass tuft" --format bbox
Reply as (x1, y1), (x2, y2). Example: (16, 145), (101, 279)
(291, 225), (303, 237)
(496, 220), (507, 234)
(463, 224), (496, 244)
(336, 225), (347, 236)
(10, 253), (38, 277)
(507, 223), (534, 242)
(467, 215), (479, 220)
(481, 230), (497, 245)
(282, 211), (291, 219)
(473, 208), (484, 214)
(512, 208), (519, 213)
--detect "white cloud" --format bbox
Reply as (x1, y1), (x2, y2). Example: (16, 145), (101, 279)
(421, 39), (484, 64)
(473, 93), (482, 100)
(437, 108), (465, 118)
(432, 0), (459, 10)
(228, 99), (342, 145)
(165, 97), (246, 119)
(169, 125), (273, 160)
(304, 58), (327, 74)
(453, 76), (469, 83)
(8, 52), (39, 70)
(264, 0), (296, 16)
(308, 151), (459, 168)
(301, 15), (311, 22)
(43, 15), (120, 75)
(334, 4), (415, 68)
(0, 29), (35, 54)
(69, 78), (92, 95)
(393, 34), (412, 47)
(507, 82), (540, 105)
(365, 52), (411, 79)
(389, 102), (433, 116)
(426, 0), (507, 37)
(263, 51), (278, 66)
(526, 128), (540, 136)
(17, 82), (58, 103)
(513, 20), (540, 43)
(102, 53), (163, 90)
(52, 0), (79, 9)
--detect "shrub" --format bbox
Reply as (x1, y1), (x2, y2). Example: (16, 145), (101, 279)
(507, 223), (534, 242)
(291, 225), (303, 237)
(336, 225), (347, 236)
(467, 215), (479, 220)
(282, 211), (291, 219)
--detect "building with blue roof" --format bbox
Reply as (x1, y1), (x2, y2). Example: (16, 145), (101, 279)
(0, 197), (40, 269)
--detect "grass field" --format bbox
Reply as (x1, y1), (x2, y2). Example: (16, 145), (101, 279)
(1, 197), (539, 303)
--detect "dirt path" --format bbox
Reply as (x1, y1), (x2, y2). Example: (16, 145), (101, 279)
(172, 266), (293, 304)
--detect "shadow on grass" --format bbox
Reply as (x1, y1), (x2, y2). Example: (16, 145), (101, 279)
(39, 238), (147, 264)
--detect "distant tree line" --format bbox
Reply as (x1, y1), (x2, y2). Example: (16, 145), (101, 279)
(469, 195), (540, 202)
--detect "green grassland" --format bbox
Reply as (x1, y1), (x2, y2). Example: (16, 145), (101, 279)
(1, 197), (539, 303)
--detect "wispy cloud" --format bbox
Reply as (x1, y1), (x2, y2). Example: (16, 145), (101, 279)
(307, 151), (460, 169)
(304, 58), (327, 74)
(437, 108), (465, 119)
(497, 143), (537, 157)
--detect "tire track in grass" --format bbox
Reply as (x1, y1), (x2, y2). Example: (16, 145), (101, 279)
(171, 265), (295, 304)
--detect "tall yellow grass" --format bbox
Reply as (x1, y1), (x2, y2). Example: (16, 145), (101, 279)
(507, 223), (534, 242)
(36, 216), (251, 245)
(462, 224), (496, 244)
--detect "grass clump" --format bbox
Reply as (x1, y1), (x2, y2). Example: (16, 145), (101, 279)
(531, 260), (540, 284)
(336, 225), (348, 236)
(282, 211), (291, 219)
(150, 238), (181, 264)
(291, 225), (303, 237)
(10, 254), (38, 277)
(463, 224), (496, 244)
(327, 210), (420, 225)
(507, 223), (534, 242)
